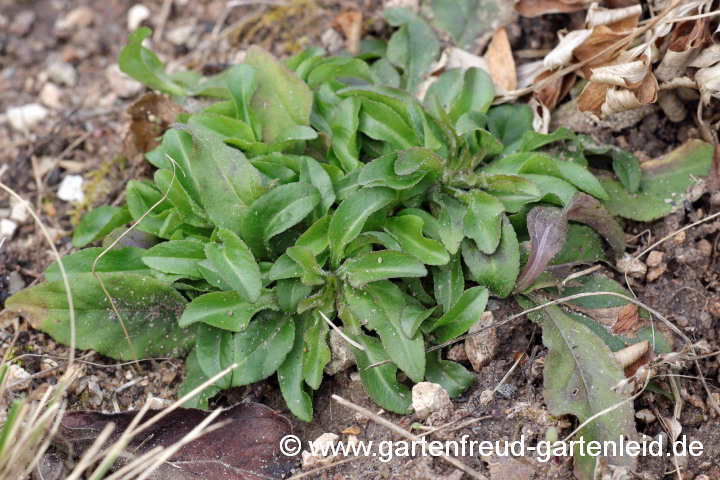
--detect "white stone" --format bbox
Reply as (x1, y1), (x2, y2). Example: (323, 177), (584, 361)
(40, 83), (63, 109)
(146, 397), (165, 409)
(57, 175), (85, 202)
(635, 409), (656, 423)
(106, 64), (144, 98)
(10, 197), (29, 222)
(46, 62), (77, 87)
(324, 329), (356, 375)
(0, 219), (18, 239)
(616, 253), (647, 278)
(8, 271), (25, 294)
(646, 250), (664, 268)
(167, 24), (194, 46)
(465, 311), (498, 371)
(411, 382), (452, 420)
(6, 103), (49, 131)
(321, 28), (344, 54)
(127, 4), (151, 32)
(302, 432), (340, 468)
(8, 364), (31, 390)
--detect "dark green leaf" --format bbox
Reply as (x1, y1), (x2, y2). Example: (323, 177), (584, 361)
(72, 206), (132, 248)
(231, 312), (295, 386)
(278, 315), (314, 422)
(384, 215), (450, 265)
(462, 190), (505, 254)
(340, 251), (427, 288)
(178, 349), (221, 409)
(432, 253), (464, 314)
(118, 27), (185, 96)
(425, 350), (474, 398)
(5, 273), (192, 361)
(384, 8), (440, 93)
(430, 286), (488, 344)
(45, 247), (151, 282)
(142, 240), (206, 278)
(462, 217), (520, 298)
(178, 290), (277, 331)
(205, 228), (262, 301)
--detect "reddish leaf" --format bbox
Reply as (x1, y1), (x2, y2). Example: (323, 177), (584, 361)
(515, 206), (568, 292)
(566, 192), (626, 258)
(58, 403), (295, 480)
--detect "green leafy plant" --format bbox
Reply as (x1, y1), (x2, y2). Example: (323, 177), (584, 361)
(5, 14), (715, 478)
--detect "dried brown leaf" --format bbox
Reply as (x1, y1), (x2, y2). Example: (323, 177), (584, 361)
(612, 303), (639, 334)
(586, 3), (642, 28)
(125, 93), (185, 158)
(58, 403), (295, 480)
(333, 11), (363, 55)
(544, 29), (593, 70)
(534, 71), (576, 110)
(656, 17), (709, 81)
(487, 27), (516, 91)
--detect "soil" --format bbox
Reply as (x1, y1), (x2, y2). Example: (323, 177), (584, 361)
(1, 1), (719, 480)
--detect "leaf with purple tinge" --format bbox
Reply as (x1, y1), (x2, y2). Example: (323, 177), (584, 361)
(515, 206), (568, 292)
(57, 403), (295, 480)
(566, 192), (625, 259)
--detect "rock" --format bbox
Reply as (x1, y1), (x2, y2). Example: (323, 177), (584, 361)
(465, 311), (497, 371)
(6, 103), (49, 131)
(646, 264), (667, 282)
(0, 219), (18, 239)
(55, 6), (95, 32)
(411, 382), (452, 420)
(10, 10), (36, 36)
(697, 239), (713, 257)
(57, 175), (85, 202)
(635, 409), (656, 422)
(384, 0), (419, 11)
(8, 271), (25, 294)
(8, 364), (31, 390)
(167, 24), (195, 46)
(10, 197), (29, 222)
(40, 83), (63, 109)
(321, 28), (344, 54)
(146, 397), (166, 409)
(106, 64), (144, 98)
(482, 454), (536, 480)
(446, 344), (468, 362)
(616, 253), (647, 278)
(324, 329), (356, 375)
(646, 250), (664, 267)
(302, 432), (340, 468)
(127, 4), (151, 32)
(673, 230), (686, 245)
(46, 62), (77, 87)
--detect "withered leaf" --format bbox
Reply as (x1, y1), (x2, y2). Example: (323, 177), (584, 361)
(612, 303), (638, 334)
(58, 403), (295, 480)
(125, 93), (185, 157)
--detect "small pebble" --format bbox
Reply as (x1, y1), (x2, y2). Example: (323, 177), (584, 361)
(0, 219), (18, 239)
(46, 62), (77, 87)
(40, 83), (63, 109)
(616, 253), (647, 278)
(55, 6), (95, 32)
(411, 382), (452, 420)
(645, 250), (664, 268)
(127, 4), (151, 32)
(6, 103), (49, 131)
(10, 10), (36, 36)
(106, 64), (144, 98)
(8, 271), (26, 294)
(57, 175), (85, 202)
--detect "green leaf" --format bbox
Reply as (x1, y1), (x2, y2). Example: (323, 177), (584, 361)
(397, 208), (441, 241)
(302, 309), (331, 389)
(371, 58), (401, 88)
(278, 315), (314, 422)
(521, 295), (638, 478)
(430, 286), (488, 344)
(340, 251), (427, 288)
(118, 27), (185, 96)
(449, 68), (495, 122)
(358, 98), (417, 150)
(142, 240), (206, 278)
(226, 64), (259, 135)
(231, 311), (295, 386)
(425, 70), (464, 112)
(512, 127), (576, 154)
(195, 323), (234, 389)
(178, 290), (278, 331)
(384, 8), (440, 93)
(5, 273), (192, 361)
(435, 194), (466, 255)
(286, 246), (326, 285)
(486, 104), (533, 147)
(276, 278), (314, 314)
(126, 180), (173, 235)
(600, 140), (714, 221)
(180, 124), (267, 233)
(306, 57), (376, 88)
(330, 97), (362, 173)
(162, 129), (203, 206)
(384, 215), (450, 265)
(72, 206), (132, 248)
(299, 156), (336, 218)
(45, 247), (151, 282)
(178, 349), (221, 409)
(241, 183), (321, 259)
(154, 169), (211, 228)
(462, 218), (520, 298)
(484, 174), (542, 213)
(432, 253), (464, 314)
(425, 350), (475, 398)
(189, 113), (255, 144)
(462, 190), (505, 254)
(205, 228), (262, 302)
(328, 187), (396, 267)
(245, 46), (313, 144)
(429, 0), (509, 49)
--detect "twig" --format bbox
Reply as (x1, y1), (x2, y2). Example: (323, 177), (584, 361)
(331, 395), (487, 480)
(154, 0), (174, 43)
(633, 210), (720, 260)
(319, 311), (365, 350)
